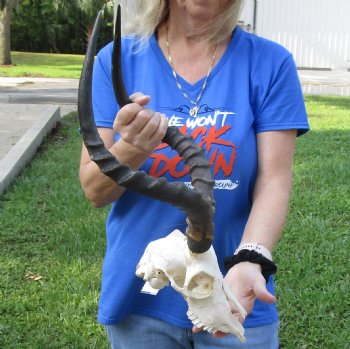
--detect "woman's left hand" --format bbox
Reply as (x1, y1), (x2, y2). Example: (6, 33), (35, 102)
(192, 262), (276, 338)
(226, 261), (276, 316)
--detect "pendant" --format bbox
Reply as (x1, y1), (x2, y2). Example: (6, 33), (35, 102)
(189, 106), (199, 117)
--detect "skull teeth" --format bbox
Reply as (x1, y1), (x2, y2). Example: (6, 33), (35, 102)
(187, 310), (216, 333)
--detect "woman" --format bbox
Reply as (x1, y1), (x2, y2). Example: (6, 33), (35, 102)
(79, 0), (309, 348)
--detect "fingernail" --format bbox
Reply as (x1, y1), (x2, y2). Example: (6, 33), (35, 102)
(135, 94), (149, 100)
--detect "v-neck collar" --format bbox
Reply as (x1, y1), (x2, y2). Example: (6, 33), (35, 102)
(150, 26), (243, 93)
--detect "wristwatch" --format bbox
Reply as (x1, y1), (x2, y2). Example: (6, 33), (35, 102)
(234, 242), (272, 261)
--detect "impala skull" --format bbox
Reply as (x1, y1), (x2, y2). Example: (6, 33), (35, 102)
(136, 230), (246, 340)
(77, 6), (246, 341)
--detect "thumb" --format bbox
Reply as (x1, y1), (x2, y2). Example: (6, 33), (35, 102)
(130, 92), (150, 106)
(253, 279), (276, 304)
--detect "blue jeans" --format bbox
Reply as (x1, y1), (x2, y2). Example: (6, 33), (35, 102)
(106, 315), (279, 349)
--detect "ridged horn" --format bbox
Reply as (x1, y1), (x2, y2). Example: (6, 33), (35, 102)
(78, 6), (215, 253)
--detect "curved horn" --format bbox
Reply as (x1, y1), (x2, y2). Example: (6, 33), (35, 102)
(111, 6), (131, 108)
(78, 7), (215, 253)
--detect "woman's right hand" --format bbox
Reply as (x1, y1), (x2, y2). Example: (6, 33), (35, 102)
(113, 92), (168, 156)
(79, 92), (168, 207)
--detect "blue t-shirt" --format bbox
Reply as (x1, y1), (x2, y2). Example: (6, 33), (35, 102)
(92, 26), (309, 328)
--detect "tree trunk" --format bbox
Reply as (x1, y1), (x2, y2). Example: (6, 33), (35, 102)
(0, 0), (18, 65)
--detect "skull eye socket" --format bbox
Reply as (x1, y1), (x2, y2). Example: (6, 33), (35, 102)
(186, 272), (214, 298)
(149, 270), (169, 289)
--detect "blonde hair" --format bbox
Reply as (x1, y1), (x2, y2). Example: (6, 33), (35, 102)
(120, 0), (244, 46)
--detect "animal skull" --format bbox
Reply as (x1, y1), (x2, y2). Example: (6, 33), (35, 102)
(136, 230), (247, 342)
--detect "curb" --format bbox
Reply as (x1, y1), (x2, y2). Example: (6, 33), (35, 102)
(0, 105), (61, 195)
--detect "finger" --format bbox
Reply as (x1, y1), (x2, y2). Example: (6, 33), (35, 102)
(223, 280), (247, 319)
(115, 103), (143, 127)
(132, 108), (155, 134)
(192, 326), (203, 334)
(253, 279), (276, 304)
(157, 113), (168, 139)
(139, 112), (162, 139)
(148, 113), (168, 140)
(230, 308), (247, 324)
(212, 331), (229, 339)
(140, 112), (168, 142)
(118, 109), (154, 145)
(231, 296), (254, 321)
(130, 92), (150, 106)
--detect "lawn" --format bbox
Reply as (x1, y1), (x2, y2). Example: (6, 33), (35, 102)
(275, 96), (350, 348)
(0, 52), (84, 78)
(0, 96), (349, 348)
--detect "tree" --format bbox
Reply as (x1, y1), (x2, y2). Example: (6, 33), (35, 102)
(53, 0), (112, 39)
(11, 0), (113, 54)
(52, 0), (113, 52)
(12, 0), (86, 54)
(0, 0), (19, 65)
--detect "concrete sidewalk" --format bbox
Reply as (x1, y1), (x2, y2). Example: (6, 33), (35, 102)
(298, 69), (350, 96)
(0, 77), (78, 195)
(0, 70), (349, 195)
(0, 104), (61, 194)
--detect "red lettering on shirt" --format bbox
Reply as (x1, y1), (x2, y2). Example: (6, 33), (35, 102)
(149, 125), (236, 178)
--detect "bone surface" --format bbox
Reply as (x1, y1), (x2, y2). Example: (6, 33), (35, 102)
(136, 230), (247, 342)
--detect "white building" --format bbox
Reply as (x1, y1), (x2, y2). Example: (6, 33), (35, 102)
(115, 0), (350, 70)
(240, 0), (350, 70)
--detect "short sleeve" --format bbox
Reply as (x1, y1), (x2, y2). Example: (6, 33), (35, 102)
(255, 55), (309, 136)
(92, 44), (119, 128)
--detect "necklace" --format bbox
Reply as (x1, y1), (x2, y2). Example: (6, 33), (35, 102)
(165, 26), (218, 118)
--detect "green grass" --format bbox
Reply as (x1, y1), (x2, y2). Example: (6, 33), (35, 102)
(276, 96), (350, 348)
(0, 115), (109, 348)
(0, 96), (349, 348)
(0, 52), (84, 78)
